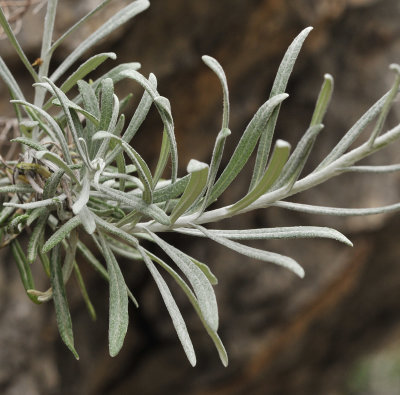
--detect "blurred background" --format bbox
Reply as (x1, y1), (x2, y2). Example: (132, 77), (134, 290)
(1, 0), (400, 394)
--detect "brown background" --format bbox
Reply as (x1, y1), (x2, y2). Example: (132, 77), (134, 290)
(1, 0), (400, 394)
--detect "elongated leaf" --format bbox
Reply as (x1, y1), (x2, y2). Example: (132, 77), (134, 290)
(273, 201), (400, 216)
(4, 194), (66, 210)
(230, 139), (290, 213)
(77, 241), (108, 280)
(119, 70), (178, 182)
(152, 175), (190, 203)
(11, 240), (39, 303)
(146, 229), (219, 331)
(50, 244), (79, 359)
(28, 211), (49, 263)
(343, 164), (400, 173)
(42, 215), (82, 253)
(146, 249), (227, 366)
(50, 0), (150, 82)
(153, 129), (171, 184)
(0, 57), (26, 101)
(98, 233), (129, 357)
(175, 226), (352, 246)
(209, 93), (288, 203)
(202, 128), (231, 211)
(0, 6), (39, 82)
(315, 91), (391, 171)
(0, 184), (33, 194)
(74, 262), (96, 321)
(60, 53), (116, 95)
(137, 245), (196, 366)
(50, 0), (112, 53)
(273, 124), (324, 190)
(11, 137), (47, 151)
(170, 160), (209, 223)
(251, 27), (313, 189)
(310, 74), (334, 126)
(192, 224), (304, 278)
(202, 55), (229, 129)
(35, 151), (79, 185)
(368, 64), (400, 145)
(94, 214), (139, 248)
(43, 169), (64, 199)
(11, 100), (71, 163)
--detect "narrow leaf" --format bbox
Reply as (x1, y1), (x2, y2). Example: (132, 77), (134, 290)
(98, 233), (129, 357)
(42, 216), (82, 254)
(50, 244), (79, 359)
(192, 224), (305, 278)
(310, 73), (334, 126)
(146, 229), (219, 331)
(50, 0), (150, 82)
(251, 27), (313, 189)
(230, 139), (290, 213)
(137, 245), (196, 366)
(209, 93), (288, 203)
(170, 160), (209, 223)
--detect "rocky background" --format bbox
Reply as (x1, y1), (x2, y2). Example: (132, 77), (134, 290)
(1, 0), (400, 394)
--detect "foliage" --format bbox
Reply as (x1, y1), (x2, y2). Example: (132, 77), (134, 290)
(0, 0), (399, 366)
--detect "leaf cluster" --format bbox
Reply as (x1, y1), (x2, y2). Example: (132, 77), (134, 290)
(0, 0), (399, 365)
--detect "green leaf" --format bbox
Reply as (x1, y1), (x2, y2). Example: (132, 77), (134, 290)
(50, 0), (150, 82)
(273, 124), (324, 190)
(0, 57), (26, 101)
(153, 129), (171, 185)
(42, 216), (82, 254)
(146, 249), (227, 366)
(28, 211), (49, 263)
(230, 139), (290, 213)
(74, 262), (96, 321)
(0, 184), (33, 194)
(4, 194), (66, 210)
(60, 53), (116, 95)
(11, 240), (40, 303)
(273, 200), (400, 216)
(146, 229), (219, 331)
(98, 233), (129, 357)
(137, 246), (196, 366)
(0, 6), (39, 82)
(50, 244), (79, 359)
(315, 90), (392, 171)
(175, 226), (352, 246)
(35, 151), (79, 185)
(43, 169), (65, 199)
(251, 27), (313, 189)
(170, 160), (209, 223)
(368, 64), (400, 146)
(192, 224), (305, 278)
(202, 55), (230, 129)
(11, 137), (47, 152)
(152, 175), (190, 203)
(310, 73), (334, 126)
(201, 128), (231, 211)
(208, 93), (288, 203)
(50, 0), (113, 54)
